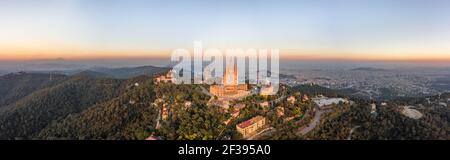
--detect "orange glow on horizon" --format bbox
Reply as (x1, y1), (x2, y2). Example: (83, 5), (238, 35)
(1, 48), (449, 63)
(280, 50), (450, 63)
(0, 48), (171, 61)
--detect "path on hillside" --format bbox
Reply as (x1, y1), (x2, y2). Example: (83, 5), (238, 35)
(346, 126), (360, 140)
(247, 127), (275, 140)
(199, 86), (214, 97)
(155, 108), (162, 129)
(297, 108), (330, 135)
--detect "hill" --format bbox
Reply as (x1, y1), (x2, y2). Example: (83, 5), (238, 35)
(73, 70), (111, 79)
(28, 65), (168, 79)
(0, 65), (167, 139)
(305, 103), (449, 140)
(37, 76), (158, 140)
(0, 72), (67, 107)
(0, 74), (127, 139)
(292, 84), (358, 99)
(91, 66), (168, 79)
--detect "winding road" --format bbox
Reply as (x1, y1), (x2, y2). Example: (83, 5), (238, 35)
(346, 126), (360, 140)
(297, 108), (331, 136)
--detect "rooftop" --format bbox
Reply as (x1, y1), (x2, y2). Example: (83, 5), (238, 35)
(312, 97), (348, 107)
(400, 106), (423, 119)
(237, 116), (264, 129)
(145, 135), (161, 140)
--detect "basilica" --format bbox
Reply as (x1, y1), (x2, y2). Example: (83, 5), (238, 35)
(209, 61), (250, 99)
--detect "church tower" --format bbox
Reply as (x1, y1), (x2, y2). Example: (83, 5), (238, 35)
(233, 62), (238, 85)
(210, 56), (250, 99)
(223, 58), (238, 85)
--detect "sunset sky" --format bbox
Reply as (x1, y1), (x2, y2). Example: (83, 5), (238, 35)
(1, 0), (450, 61)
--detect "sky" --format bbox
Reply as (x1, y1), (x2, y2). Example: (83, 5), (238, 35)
(0, 0), (450, 61)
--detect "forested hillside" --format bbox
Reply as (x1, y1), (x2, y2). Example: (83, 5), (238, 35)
(306, 104), (449, 140)
(0, 65), (168, 140)
(0, 73), (67, 107)
(38, 76), (158, 140)
(0, 74), (129, 139)
(91, 66), (168, 79)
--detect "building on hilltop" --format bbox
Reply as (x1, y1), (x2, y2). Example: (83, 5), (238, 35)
(276, 106), (285, 117)
(162, 105), (169, 120)
(302, 94), (309, 102)
(287, 96), (296, 104)
(155, 69), (176, 84)
(312, 96), (349, 109)
(259, 101), (270, 111)
(370, 103), (377, 114)
(210, 60), (250, 99)
(145, 135), (161, 140)
(184, 101), (192, 110)
(260, 84), (275, 96)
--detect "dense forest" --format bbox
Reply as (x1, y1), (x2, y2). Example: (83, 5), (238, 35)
(292, 84), (356, 99)
(305, 104), (449, 140)
(256, 85), (450, 140)
(153, 83), (227, 140)
(0, 73), (127, 139)
(0, 73), (67, 107)
(38, 76), (158, 140)
(295, 85), (450, 140)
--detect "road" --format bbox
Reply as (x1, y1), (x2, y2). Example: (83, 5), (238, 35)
(247, 127), (275, 140)
(199, 86), (214, 97)
(346, 126), (360, 140)
(155, 108), (162, 129)
(297, 108), (330, 136)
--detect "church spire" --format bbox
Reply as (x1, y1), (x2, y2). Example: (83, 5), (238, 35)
(234, 60), (238, 84)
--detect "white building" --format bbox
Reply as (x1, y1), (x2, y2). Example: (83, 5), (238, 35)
(370, 103), (377, 114)
(287, 96), (296, 104)
(259, 101), (270, 111)
(260, 85), (275, 96)
(312, 96), (348, 108)
(400, 106), (423, 119)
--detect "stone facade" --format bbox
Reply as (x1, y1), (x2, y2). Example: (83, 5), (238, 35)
(210, 61), (250, 99)
(236, 116), (266, 138)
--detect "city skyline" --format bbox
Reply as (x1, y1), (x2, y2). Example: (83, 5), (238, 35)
(1, 0), (450, 62)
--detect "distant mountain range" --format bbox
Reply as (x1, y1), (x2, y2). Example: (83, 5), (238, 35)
(0, 71), (8, 76)
(89, 66), (168, 79)
(24, 65), (168, 79)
